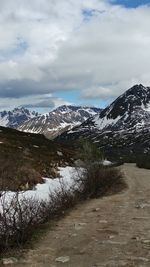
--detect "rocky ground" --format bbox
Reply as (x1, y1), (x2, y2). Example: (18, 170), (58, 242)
(2, 163), (150, 267)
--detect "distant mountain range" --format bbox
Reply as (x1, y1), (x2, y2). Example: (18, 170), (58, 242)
(1, 84), (150, 157)
(0, 105), (102, 139)
(0, 107), (38, 129)
(56, 84), (150, 157)
(18, 105), (102, 139)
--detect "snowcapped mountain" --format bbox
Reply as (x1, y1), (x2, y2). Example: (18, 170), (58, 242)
(0, 107), (38, 129)
(57, 85), (150, 156)
(18, 105), (102, 139)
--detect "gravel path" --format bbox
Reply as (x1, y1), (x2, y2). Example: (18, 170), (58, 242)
(7, 164), (150, 266)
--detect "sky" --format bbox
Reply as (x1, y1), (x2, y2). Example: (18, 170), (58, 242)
(0, 0), (150, 112)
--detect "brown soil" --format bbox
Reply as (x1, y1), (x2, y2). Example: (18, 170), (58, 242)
(4, 164), (150, 266)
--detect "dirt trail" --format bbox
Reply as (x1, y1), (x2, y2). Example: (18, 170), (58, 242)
(12, 164), (150, 266)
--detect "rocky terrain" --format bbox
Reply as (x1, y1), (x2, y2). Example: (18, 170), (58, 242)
(18, 105), (101, 139)
(57, 84), (150, 158)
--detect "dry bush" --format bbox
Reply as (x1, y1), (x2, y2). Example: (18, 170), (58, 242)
(74, 164), (125, 199)
(16, 166), (42, 189)
(0, 181), (77, 251)
(0, 192), (47, 250)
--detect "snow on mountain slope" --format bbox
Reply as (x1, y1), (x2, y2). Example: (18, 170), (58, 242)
(56, 85), (150, 155)
(94, 84), (150, 132)
(64, 84), (150, 134)
(0, 107), (38, 128)
(18, 105), (102, 139)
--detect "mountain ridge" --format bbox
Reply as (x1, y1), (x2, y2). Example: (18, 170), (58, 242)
(56, 84), (150, 157)
(0, 107), (39, 129)
(18, 105), (102, 139)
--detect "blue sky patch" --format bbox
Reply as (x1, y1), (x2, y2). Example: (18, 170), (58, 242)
(54, 90), (111, 109)
(113, 0), (150, 8)
(82, 9), (96, 18)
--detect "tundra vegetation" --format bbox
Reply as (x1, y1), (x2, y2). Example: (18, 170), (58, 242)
(0, 141), (125, 253)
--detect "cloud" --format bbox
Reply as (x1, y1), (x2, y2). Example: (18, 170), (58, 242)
(0, 94), (70, 111)
(23, 97), (70, 109)
(1, 0), (150, 108)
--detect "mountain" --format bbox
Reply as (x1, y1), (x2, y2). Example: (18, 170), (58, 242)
(0, 107), (38, 129)
(56, 85), (150, 157)
(18, 105), (102, 139)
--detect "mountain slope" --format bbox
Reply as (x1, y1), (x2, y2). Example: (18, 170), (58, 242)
(0, 107), (38, 128)
(18, 105), (102, 139)
(57, 85), (150, 157)
(0, 125), (74, 190)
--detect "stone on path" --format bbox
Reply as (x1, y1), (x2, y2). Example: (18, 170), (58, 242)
(2, 257), (18, 265)
(55, 256), (70, 263)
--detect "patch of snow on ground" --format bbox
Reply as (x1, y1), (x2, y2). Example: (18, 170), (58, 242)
(102, 160), (112, 166)
(0, 167), (81, 211)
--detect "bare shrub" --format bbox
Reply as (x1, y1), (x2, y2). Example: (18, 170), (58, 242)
(47, 181), (77, 220)
(0, 181), (77, 251)
(74, 164), (124, 199)
(0, 192), (47, 250)
(16, 166), (42, 189)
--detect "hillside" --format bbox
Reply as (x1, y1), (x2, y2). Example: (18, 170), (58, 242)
(0, 126), (74, 190)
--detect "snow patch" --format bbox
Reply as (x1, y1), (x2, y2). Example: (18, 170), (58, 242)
(94, 115), (121, 130)
(102, 160), (112, 166)
(0, 167), (81, 210)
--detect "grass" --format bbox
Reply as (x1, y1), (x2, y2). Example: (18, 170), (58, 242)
(0, 126), (74, 190)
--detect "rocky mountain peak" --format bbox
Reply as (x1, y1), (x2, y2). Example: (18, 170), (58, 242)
(99, 84), (150, 121)
(56, 84), (150, 156)
(0, 107), (39, 128)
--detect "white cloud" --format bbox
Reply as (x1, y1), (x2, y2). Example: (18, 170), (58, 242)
(0, 0), (150, 108)
(0, 94), (70, 112)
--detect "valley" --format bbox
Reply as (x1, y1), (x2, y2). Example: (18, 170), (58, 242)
(0, 84), (150, 265)
(1, 1), (150, 265)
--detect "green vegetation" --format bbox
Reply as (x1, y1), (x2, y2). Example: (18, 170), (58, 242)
(76, 139), (103, 164)
(136, 153), (150, 169)
(75, 140), (125, 198)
